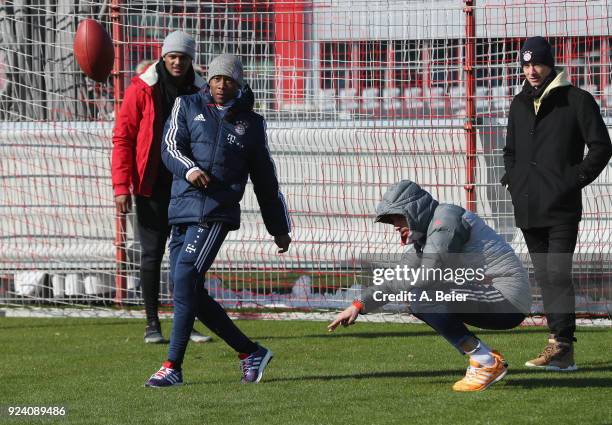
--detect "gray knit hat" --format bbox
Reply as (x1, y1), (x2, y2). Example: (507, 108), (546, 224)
(207, 54), (244, 86)
(161, 31), (196, 59)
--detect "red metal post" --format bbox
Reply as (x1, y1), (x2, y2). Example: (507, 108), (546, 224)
(463, 0), (477, 212)
(111, 0), (126, 305)
(600, 37), (609, 107)
(274, 0), (306, 109)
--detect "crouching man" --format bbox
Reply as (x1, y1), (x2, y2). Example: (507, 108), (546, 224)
(329, 180), (532, 392)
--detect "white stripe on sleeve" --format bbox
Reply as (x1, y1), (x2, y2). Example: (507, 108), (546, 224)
(164, 97), (196, 170)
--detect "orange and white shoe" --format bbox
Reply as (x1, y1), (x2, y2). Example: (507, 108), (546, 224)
(452, 350), (508, 392)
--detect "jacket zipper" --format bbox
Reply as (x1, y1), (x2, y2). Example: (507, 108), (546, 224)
(200, 107), (224, 222)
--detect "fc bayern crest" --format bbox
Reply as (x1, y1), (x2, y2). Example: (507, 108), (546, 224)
(522, 51), (532, 62)
(234, 120), (248, 135)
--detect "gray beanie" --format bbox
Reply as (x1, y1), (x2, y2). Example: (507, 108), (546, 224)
(207, 54), (244, 86)
(162, 31), (196, 59)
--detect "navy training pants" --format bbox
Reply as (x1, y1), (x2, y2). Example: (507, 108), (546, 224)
(166, 222), (258, 368)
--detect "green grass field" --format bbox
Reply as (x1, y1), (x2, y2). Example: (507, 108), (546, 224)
(1, 318), (611, 425)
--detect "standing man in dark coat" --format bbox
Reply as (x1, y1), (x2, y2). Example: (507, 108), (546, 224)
(502, 36), (612, 370)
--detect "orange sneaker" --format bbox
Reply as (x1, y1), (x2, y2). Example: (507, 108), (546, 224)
(452, 350), (508, 392)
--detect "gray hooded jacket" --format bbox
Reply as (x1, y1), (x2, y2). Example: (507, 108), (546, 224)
(361, 180), (531, 314)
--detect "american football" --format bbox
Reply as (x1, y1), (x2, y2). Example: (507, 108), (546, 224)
(73, 19), (114, 82)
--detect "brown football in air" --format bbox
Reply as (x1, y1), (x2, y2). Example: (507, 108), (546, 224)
(74, 19), (114, 83)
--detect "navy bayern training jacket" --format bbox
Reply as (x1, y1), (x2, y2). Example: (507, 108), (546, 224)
(161, 87), (291, 236)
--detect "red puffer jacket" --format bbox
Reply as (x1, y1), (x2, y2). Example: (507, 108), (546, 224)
(111, 62), (206, 197)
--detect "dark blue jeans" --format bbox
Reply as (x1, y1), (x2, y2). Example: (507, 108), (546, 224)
(409, 284), (525, 353)
(166, 222), (257, 368)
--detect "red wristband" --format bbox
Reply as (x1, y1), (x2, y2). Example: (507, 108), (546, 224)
(352, 299), (364, 312)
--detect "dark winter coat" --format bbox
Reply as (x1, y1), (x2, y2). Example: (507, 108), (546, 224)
(160, 88), (291, 236)
(502, 70), (612, 229)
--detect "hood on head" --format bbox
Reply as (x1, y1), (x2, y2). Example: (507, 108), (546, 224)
(374, 180), (438, 233)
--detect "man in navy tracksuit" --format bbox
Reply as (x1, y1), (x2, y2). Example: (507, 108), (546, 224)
(145, 54), (291, 387)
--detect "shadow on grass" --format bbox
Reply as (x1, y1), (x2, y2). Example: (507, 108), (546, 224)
(0, 319), (135, 330)
(266, 362), (612, 384)
(260, 327), (610, 341)
(262, 330), (439, 340)
(477, 327), (610, 336)
(506, 376), (612, 388)
(512, 363), (612, 374)
(266, 369), (466, 383)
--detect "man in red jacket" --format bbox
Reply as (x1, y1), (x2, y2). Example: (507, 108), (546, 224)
(112, 31), (211, 343)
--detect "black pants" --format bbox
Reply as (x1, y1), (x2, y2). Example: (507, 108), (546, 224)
(521, 223), (579, 340)
(135, 190), (171, 323)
